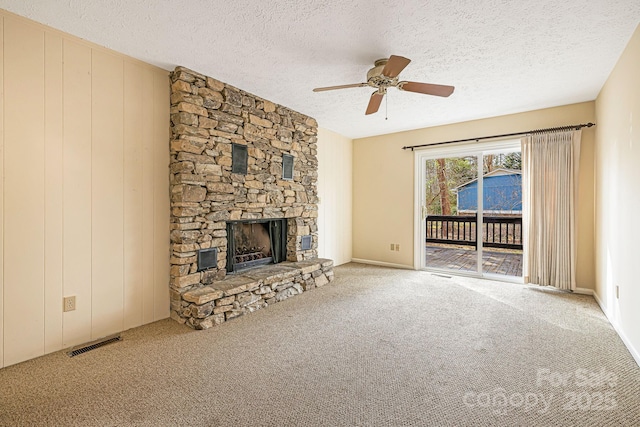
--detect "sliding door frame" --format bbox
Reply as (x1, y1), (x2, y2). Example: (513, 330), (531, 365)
(413, 138), (523, 281)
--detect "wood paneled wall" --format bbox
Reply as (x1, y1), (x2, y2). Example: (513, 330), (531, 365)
(0, 12), (170, 368)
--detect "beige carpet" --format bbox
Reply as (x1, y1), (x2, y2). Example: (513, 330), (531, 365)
(0, 263), (638, 426)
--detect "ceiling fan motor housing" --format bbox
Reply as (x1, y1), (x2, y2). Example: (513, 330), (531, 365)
(367, 59), (399, 88)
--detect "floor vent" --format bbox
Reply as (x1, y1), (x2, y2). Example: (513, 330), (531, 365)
(67, 335), (122, 357)
(432, 273), (452, 279)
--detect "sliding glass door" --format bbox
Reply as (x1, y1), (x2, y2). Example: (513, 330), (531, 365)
(480, 151), (523, 278)
(424, 155), (479, 274)
(415, 140), (523, 281)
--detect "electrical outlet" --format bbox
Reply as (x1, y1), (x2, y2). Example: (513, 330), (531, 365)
(395, 244), (400, 251)
(616, 286), (619, 299)
(63, 296), (76, 312)
(390, 243), (394, 251)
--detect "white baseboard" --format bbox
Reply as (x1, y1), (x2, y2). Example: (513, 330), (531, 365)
(592, 291), (640, 368)
(574, 287), (594, 295)
(350, 258), (413, 270)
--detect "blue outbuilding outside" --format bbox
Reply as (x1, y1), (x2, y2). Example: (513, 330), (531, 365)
(456, 169), (522, 213)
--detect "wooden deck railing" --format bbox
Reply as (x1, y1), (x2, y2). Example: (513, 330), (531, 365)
(426, 214), (523, 250)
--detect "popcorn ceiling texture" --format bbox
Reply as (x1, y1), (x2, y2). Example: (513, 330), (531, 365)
(2, 0), (639, 138)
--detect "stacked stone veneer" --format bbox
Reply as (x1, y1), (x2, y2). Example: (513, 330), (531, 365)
(169, 66), (334, 329)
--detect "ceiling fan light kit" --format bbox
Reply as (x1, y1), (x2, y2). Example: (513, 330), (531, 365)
(313, 55), (455, 115)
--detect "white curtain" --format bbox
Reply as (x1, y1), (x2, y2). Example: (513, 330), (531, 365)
(521, 130), (581, 290)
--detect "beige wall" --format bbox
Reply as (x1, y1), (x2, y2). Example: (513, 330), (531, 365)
(317, 128), (353, 266)
(594, 24), (640, 363)
(353, 102), (596, 289)
(0, 11), (170, 368)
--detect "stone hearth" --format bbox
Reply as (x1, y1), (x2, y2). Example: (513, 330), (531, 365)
(181, 259), (334, 328)
(169, 66), (333, 329)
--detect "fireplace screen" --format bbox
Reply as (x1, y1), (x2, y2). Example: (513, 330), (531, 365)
(226, 219), (287, 272)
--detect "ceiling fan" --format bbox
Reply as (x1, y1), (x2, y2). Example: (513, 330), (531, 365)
(313, 55), (455, 115)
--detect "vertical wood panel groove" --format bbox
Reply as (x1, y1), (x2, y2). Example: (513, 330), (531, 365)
(90, 48), (93, 337)
(42, 31), (45, 354)
(62, 39), (92, 348)
(152, 73), (157, 318)
(60, 37), (65, 346)
(123, 61), (144, 329)
(44, 31), (64, 354)
(91, 50), (124, 340)
(141, 69), (154, 324)
(0, 16), (5, 368)
(122, 61), (125, 329)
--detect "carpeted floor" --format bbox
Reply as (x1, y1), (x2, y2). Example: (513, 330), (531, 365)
(0, 263), (638, 426)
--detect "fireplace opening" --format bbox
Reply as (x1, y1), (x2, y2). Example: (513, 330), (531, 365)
(226, 219), (287, 273)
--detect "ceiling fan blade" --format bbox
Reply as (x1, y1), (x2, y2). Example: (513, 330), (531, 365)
(382, 55), (411, 78)
(365, 91), (384, 115)
(313, 83), (368, 92)
(399, 81), (455, 97)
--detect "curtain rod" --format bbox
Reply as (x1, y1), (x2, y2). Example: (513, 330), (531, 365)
(401, 122), (596, 151)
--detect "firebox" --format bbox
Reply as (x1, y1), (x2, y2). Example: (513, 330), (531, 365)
(226, 219), (287, 273)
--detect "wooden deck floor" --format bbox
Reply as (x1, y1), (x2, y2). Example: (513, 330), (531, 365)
(426, 245), (522, 277)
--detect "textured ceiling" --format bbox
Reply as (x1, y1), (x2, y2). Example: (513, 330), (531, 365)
(1, 1), (639, 138)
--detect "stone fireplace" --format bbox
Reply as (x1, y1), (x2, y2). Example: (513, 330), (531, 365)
(169, 67), (333, 329)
